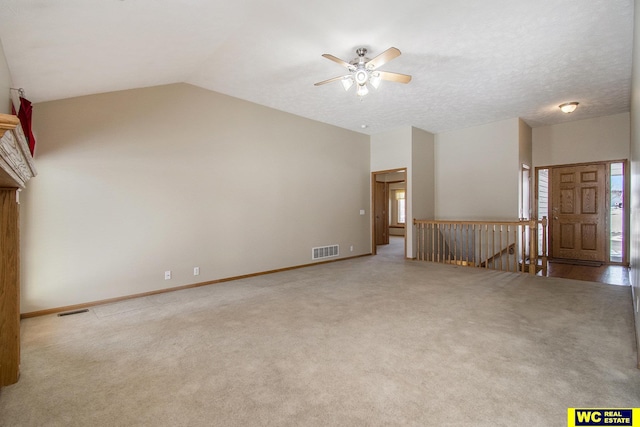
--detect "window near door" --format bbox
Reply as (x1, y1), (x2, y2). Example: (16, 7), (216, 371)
(389, 189), (406, 226)
(521, 164), (530, 220)
(537, 168), (549, 256)
(397, 190), (406, 224)
(610, 162), (624, 263)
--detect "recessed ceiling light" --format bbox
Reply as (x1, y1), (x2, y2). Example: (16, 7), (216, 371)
(361, 124), (368, 129)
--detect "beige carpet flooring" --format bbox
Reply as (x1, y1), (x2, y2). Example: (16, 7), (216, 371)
(1, 249), (639, 426)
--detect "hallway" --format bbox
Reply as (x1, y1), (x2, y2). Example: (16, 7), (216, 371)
(376, 236), (406, 259)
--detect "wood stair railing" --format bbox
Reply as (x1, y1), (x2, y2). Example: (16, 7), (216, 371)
(413, 218), (548, 275)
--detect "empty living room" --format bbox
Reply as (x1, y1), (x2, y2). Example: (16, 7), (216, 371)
(1, 1), (639, 426)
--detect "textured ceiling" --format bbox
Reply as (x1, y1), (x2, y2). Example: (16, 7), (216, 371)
(0, 0), (634, 135)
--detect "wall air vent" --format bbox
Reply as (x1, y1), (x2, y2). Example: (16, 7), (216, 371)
(312, 244), (339, 260)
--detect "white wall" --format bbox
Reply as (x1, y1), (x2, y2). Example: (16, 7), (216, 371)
(411, 127), (435, 222)
(370, 127), (412, 172)
(630, 0), (640, 368)
(21, 83), (371, 313)
(435, 118), (521, 220)
(519, 119), (533, 169)
(532, 113), (630, 167)
(519, 120), (533, 218)
(0, 39), (13, 114)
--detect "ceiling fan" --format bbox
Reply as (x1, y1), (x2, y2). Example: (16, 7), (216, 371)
(314, 47), (412, 97)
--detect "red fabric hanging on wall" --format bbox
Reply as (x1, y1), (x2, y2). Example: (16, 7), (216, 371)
(11, 96), (36, 156)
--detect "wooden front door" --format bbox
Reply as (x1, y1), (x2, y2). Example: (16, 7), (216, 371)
(374, 181), (389, 245)
(551, 163), (607, 262)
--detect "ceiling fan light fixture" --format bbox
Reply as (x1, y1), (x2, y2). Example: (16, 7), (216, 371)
(370, 72), (381, 89)
(559, 102), (579, 113)
(354, 69), (369, 85)
(315, 47), (410, 98)
(341, 76), (354, 91)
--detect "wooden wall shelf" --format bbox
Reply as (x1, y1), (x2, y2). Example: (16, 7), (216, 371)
(0, 113), (37, 188)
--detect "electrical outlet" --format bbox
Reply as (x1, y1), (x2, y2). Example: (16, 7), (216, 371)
(194, 267), (200, 276)
(164, 270), (171, 280)
(350, 245), (354, 252)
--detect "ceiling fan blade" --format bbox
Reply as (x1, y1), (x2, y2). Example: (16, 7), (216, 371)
(377, 71), (412, 84)
(322, 54), (356, 71)
(366, 47), (401, 70)
(314, 75), (351, 86)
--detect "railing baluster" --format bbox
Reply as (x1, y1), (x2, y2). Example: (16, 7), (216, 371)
(512, 225), (517, 272)
(419, 222), (423, 261)
(509, 225), (513, 272)
(465, 224), (469, 266)
(417, 221), (421, 260)
(454, 223), (458, 264)
(506, 225), (510, 272)
(425, 222), (429, 262)
(413, 219), (422, 260)
(477, 224), (482, 268)
(529, 219), (536, 275)
(422, 222), (426, 262)
(447, 224), (451, 264)
(485, 224), (489, 269)
(508, 225), (511, 272)
(436, 223), (440, 263)
(493, 224), (504, 271)
(467, 223), (471, 266)
(450, 223), (454, 264)
(512, 225), (516, 272)
(525, 222), (528, 271)
(493, 225), (497, 270)
(520, 222), (525, 273)
(416, 221), (420, 260)
(428, 223), (432, 262)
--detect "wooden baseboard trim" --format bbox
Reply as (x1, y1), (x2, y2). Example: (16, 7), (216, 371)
(20, 253), (372, 319)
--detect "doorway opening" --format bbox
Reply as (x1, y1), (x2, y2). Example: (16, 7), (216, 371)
(371, 168), (406, 258)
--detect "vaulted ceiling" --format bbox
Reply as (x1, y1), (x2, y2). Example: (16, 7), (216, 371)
(0, 0), (633, 135)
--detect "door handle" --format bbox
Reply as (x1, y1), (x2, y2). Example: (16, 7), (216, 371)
(554, 216), (559, 220)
